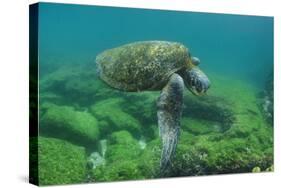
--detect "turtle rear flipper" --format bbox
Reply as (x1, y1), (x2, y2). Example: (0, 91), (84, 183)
(157, 73), (184, 175)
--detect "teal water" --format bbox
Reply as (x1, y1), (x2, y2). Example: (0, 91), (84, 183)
(39, 2), (273, 87)
(35, 2), (274, 186)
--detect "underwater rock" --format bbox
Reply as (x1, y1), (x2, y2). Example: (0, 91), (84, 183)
(86, 139), (107, 180)
(252, 167), (261, 173)
(138, 136), (147, 150)
(173, 133), (272, 176)
(258, 69), (273, 125)
(88, 152), (106, 169)
(37, 65), (274, 179)
(40, 92), (62, 105)
(63, 73), (115, 104)
(94, 131), (158, 181)
(170, 73), (274, 176)
(225, 114), (260, 138)
(93, 160), (144, 181)
(122, 92), (159, 140)
(182, 94), (234, 133)
(40, 103), (100, 146)
(262, 96), (272, 117)
(182, 117), (223, 135)
(138, 138), (162, 178)
(36, 136), (87, 185)
(173, 146), (208, 176)
(98, 139), (107, 157)
(265, 165), (274, 172)
(90, 98), (141, 137)
(40, 65), (83, 92)
(40, 65), (116, 107)
(122, 91), (158, 122)
(106, 130), (142, 161)
(171, 131), (208, 176)
(92, 131), (144, 181)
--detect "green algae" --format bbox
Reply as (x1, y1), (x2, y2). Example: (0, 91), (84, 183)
(38, 65), (273, 184)
(40, 65), (117, 107)
(93, 160), (144, 181)
(90, 98), (141, 137)
(106, 131), (142, 161)
(182, 117), (223, 135)
(40, 103), (100, 146)
(37, 137), (87, 185)
(252, 166), (261, 173)
(138, 138), (162, 178)
(92, 131), (144, 181)
(172, 73), (273, 175)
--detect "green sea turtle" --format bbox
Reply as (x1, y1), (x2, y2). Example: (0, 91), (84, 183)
(96, 41), (210, 174)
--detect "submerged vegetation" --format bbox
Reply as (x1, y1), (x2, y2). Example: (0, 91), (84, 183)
(36, 137), (87, 185)
(37, 64), (273, 185)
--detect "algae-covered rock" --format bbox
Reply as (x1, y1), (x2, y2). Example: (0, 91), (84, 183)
(90, 98), (141, 137)
(173, 145), (208, 176)
(265, 165), (274, 172)
(40, 65), (116, 106)
(63, 72), (116, 104)
(94, 160), (144, 181)
(173, 131), (273, 175)
(40, 103), (100, 146)
(170, 74), (273, 176)
(258, 68), (273, 125)
(40, 65), (83, 92)
(122, 92), (159, 140)
(172, 131), (208, 176)
(98, 139), (107, 157)
(182, 117), (223, 135)
(37, 62), (273, 180)
(88, 152), (106, 169)
(106, 131), (142, 161)
(37, 137), (87, 185)
(182, 94), (234, 133)
(40, 92), (62, 105)
(122, 91), (158, 122)
(252, 167), (261, 173)
(93, 131), (144, 181)
(138, 138), (162, 178)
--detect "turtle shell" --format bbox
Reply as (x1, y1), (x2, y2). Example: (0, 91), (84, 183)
(96, 41), (191, 91)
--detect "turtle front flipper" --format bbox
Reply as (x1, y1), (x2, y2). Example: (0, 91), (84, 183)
(157, 73), (184, 175)
(183, 66), (210, 96)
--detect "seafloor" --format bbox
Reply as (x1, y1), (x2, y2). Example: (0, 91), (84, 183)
(30, 60), (273, 185)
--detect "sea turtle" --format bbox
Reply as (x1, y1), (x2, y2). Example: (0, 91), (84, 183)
(96, 41), (210, 174)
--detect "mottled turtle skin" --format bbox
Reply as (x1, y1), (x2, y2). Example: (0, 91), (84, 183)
(96, 41), (194, 91)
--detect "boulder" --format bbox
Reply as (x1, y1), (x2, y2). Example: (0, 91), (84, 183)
(40, 103), (100, 146)
(90, 99), (141, 137)
(36, 137), (87, 185)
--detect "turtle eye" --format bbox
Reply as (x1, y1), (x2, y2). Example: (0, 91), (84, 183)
(191, 57), (200, 66)
(196, 81), (203, 93)
(191, 80), (196, 87)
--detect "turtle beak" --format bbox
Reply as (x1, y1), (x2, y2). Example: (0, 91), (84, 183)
(184, 67), (210, 96)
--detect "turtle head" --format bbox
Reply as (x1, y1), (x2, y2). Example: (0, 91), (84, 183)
(183, 57), (210, 96)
